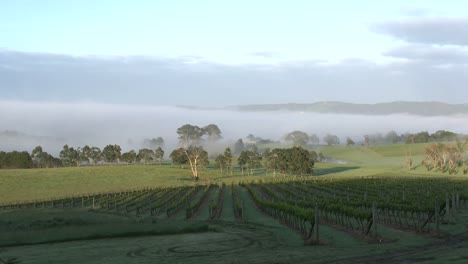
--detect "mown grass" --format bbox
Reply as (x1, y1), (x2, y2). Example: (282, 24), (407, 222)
(0, 208), (210, 247)
(0, 165), (276, 204)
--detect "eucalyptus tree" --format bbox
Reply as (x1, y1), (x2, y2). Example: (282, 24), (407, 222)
(137, 148), (154, 164)
(309, 133), (320, 146)
(204, 124), (222, 141)
(88, 147), (102, 165)
(234, 139), (245, 155)
(323, 134), (340, 146)
(224, 147), (233, 175)
(154, 147), (165, 165)
(184, 146), (209, 180)
(175, 124), (212, 180)
(215, 154), (226, 173)
(177, 124), (206, 147)
(238, 150), (249, 176)
(31, 146), (58, 168)
(346, 137), (355, 146)
(60, 145), (80, 167)
(121, 150), (137, 164)
(102, 144), (121, 164)
(170, 148), (189, 168)
(285, 131), (309, 146)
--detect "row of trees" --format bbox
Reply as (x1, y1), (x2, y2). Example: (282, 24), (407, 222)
(284, 131), (342, 146)
(214, 146), (318, 177)
(281, 130), (464, 148)
(0, 151), (35, 169)
(363, 130), (463, 146)
(0, 144), (168, 169)
(59, 144), (165, 167)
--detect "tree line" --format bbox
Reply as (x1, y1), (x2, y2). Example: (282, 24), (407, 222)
(3, 124), (464, 172)
(0, 144), (166, 169)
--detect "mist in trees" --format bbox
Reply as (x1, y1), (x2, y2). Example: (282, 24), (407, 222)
(323, 134), (340, 146)
(285, 131), (309, 147)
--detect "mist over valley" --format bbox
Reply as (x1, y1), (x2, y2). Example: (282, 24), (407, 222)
(2, 100), (467, 156)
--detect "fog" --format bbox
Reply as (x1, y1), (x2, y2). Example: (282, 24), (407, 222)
(1, 100), (468, 156)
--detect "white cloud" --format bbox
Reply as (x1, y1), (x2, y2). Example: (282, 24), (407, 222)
(373, 18), (468, 46)
(1, 49), (468, 106)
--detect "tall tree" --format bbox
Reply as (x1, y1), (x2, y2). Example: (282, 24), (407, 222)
(285, 131), (309, 146)
(215, 154), (226, 173)
(154, 147), (165, 165)
(31, 146), (58, 168)
(80, 145), (92, 164)
(59, 145), (80, 167)
(224, 147), (233, 175)
(143, 137), (165, 148)
(234, 139), (245, 155)
(238, 150), (249, 176)
(102, 144), (121, 164)
(183, 146), (209, 181)
(137, 148), (154, 164)
(31, 146), (44, 167)
(309, 134), (320, 146)
(263, 148), (279, 176)
(177, 124), (205, 147)
(264, 147), (314, 176)
(89, 147), (102, 165)
(170, 148), (189, 168)
(385, 130), (400, 144)
(121, 150), (137, 164)
(323, 134), (340, 146)
(204, 124), (222, 141)
(246, 150), (262, 176)
(346, 137), (355, 146)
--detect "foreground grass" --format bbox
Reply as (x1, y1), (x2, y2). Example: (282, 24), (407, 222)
(0, 209), (210, 247)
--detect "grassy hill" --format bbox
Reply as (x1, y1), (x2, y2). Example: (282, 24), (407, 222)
(319, 143), (427, 164)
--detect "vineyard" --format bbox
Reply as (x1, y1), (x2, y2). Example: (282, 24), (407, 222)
(1, 174), (468, 263)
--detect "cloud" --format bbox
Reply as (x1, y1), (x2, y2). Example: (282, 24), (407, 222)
(373, 18), (468, 46)
(397, 7), (432, 17)
(1, 49), (468, 106)
(383, 44), (468, 64)
(248, 51), (281, 58)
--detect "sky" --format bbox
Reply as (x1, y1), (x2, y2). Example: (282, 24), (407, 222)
(1, 0), (468, 106)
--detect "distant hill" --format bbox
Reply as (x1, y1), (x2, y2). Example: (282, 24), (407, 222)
(226, 101), (468, 116)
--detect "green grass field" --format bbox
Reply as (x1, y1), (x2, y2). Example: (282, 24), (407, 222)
(1, 143), (468, 264)
(1, 143), (460, 205)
